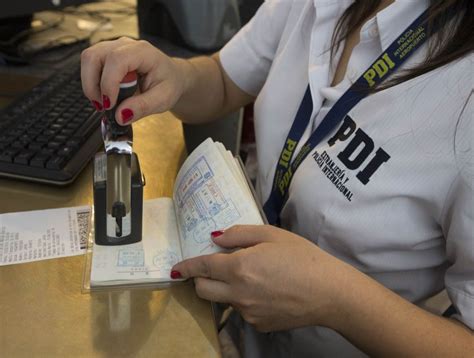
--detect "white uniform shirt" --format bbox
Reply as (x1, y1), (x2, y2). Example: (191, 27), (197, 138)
(220, 0), (473, 356)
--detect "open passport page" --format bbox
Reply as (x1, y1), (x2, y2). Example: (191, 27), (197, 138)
(89, 138), (265, 288)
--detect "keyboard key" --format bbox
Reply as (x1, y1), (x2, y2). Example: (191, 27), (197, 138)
(13, 150), (35, 165)
(43, 129), (56, 137)
(46, 156), (67, 170)
(57, 146), (74, 158)
(50, 124), (63, 131)
(33, 122), (47, 130)
(66, 139), (81, 149)
(46, 116), (57, 124)
(17, 123), (30, 130)
(54, 135), (68, 143)
(28, 142), (44, 151)
(60, 129), (74, 137)
(0, 149), (18, 163)
(49, 111), (61, 117)
(24, 117), (36, 125)
(11, 142), (24, 150)
(66, 122), (80, 130)
(55, 117), (68, 125)
(9, 129), (23, 137)
(12, 105), (28, 114)
(0, 114), (16, 125)
(0, 135), (14, 144)
(19, 134), (31, 143)
(36, 135), (49, 143)
(40, 148), (55, 156)
(30, 153), (50, 168)
(47, 141), (62, 150)
(26, 129), (41, 137)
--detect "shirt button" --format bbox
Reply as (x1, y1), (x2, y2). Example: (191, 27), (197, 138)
(369, 27), (379, 38)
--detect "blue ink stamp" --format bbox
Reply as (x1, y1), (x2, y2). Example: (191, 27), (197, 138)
(152, 250), (179, 270)
(117, 249), (144, 267)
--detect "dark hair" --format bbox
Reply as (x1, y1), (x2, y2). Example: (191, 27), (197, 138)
(331, 0), (474, 89)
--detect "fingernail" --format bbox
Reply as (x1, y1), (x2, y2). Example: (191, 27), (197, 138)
(170, 270), (182, 279)
(211, 230), (224, 239)
(102, 94), (111, 109)
(121, 108), (134, 124)
(91, 100), (102, 111)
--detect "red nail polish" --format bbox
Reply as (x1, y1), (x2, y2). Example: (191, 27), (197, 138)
(211, 230), (224, 239)
(121, 108), (134, 123)
(91, 100), (102, 111)
(102, 95), (111, 109)
(170, 270), (182, 279)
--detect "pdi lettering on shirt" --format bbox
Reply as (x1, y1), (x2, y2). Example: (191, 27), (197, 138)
(327, 115), (391, 185)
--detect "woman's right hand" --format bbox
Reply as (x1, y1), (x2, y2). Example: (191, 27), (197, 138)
(80, 37), (187, 125)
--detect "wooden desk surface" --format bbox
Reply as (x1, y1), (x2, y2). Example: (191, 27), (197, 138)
(0, 114), (221, 357)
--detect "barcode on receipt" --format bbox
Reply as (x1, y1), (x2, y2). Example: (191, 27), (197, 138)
(76, 209), (90, 250)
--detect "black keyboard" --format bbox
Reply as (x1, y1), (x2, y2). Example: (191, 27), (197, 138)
(0, 62), (103, 185)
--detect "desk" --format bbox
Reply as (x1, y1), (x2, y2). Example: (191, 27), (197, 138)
(0, 102), (221, 356)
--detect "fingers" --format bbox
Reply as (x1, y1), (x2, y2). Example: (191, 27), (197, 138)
(99, 42), (144, 109)
(212, 225), (281, 249)
(194, 277), (233, 303)
(81, 37), (165, 113)
(114, 79), (179, 125)
(172, 253), (234, 281)
(81, 40), (117, 103)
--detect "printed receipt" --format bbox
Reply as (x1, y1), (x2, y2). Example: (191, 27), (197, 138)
(0, 206), (91, 266)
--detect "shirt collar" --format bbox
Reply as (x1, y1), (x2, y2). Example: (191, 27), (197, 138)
(312, 0), (430, 51)
(375, 0), (430, 50)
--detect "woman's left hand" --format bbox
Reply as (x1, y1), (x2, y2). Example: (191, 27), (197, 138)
(171, 225), (353, 332)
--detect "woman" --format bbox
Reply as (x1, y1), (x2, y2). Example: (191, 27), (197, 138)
(81, 0), (473, 356)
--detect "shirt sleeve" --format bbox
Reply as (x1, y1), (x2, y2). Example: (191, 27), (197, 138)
(443, 91), (474, 329)
(219, 0), (294, 96)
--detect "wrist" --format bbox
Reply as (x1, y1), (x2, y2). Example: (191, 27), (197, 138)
(316, 259), (362, 332)
(171, 57), (195, 99)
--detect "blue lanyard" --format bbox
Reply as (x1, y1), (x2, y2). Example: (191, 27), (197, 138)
(263, 7), (442, 225)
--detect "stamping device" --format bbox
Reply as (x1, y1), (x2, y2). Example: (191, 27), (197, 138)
(93, 72), (145, 245)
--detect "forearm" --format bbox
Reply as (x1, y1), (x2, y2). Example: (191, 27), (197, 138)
(171, 54), (254, 124)
(328, 266), (474, 356)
